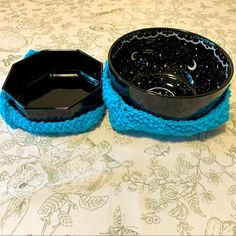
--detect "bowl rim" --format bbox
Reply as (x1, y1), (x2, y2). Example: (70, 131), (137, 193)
(2, 50), (103, 110)
(108, 27), (234, 99)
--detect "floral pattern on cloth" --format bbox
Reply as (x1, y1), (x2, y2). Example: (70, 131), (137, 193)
(0, 0), (236, 235)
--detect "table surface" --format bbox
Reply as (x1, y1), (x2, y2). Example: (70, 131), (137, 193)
(0, 0), (236, 235)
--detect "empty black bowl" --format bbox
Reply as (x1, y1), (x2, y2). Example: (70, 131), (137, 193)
(2, 50), (103, 121)
(108, 28), (234, 119)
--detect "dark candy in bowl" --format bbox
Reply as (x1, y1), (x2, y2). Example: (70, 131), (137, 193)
(108, 28), (234, 119)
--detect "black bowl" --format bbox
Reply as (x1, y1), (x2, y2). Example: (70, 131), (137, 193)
(108, 28), (234, 119)
(2, 50), (103, 121)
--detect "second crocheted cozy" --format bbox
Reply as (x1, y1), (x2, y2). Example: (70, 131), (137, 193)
(0, 50), (106, 135)
(102, 61), (231, 137)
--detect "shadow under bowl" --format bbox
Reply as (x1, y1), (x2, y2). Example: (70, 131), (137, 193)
(108, 28), (234, 119)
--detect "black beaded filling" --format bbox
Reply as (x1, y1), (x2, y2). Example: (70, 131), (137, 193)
(111, 29), (231, 96)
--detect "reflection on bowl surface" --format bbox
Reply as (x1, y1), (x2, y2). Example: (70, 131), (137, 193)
(108, 28), (234, 119)
(2, 50), (103, 121)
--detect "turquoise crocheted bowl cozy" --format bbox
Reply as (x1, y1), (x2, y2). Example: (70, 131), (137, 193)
(0, 50), (106, 135)
(102, 61), (231, 137)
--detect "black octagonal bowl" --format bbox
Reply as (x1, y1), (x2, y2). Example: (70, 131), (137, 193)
(2, 50), (103, 121)
(108, 28), (234, 120)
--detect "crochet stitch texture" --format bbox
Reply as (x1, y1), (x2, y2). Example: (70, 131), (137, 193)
(102, 61), (231, 137)
(0, 50), (105, 135)
(0, 50), (231, 136)
(0, 92), (105, 135)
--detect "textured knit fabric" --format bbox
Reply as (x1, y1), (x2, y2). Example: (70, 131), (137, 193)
(102, 61), (231, 137)
(0, 50), (105, 135)
(0, 92), (105, 135)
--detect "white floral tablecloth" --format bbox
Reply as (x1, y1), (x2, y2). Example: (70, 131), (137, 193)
(0, 0), (236, 235)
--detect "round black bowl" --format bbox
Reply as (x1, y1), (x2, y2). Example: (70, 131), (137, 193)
(108, 28), (234, 119)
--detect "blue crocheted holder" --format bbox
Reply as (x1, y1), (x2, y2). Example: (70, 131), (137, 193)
(0, 50), (106, 135)
(102, 61), (231, 137)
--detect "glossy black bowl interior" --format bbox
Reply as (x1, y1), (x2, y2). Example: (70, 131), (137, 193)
(2, 50), (103, 121)
(108, 28), (234, 119)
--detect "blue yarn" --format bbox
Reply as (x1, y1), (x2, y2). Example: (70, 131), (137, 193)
(102, 61), (231, 137)
(0, 50), (105, 135)
(23, 49), (40, 58)
(0, 92), (105, 135)
(0, 50), (231, 136)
